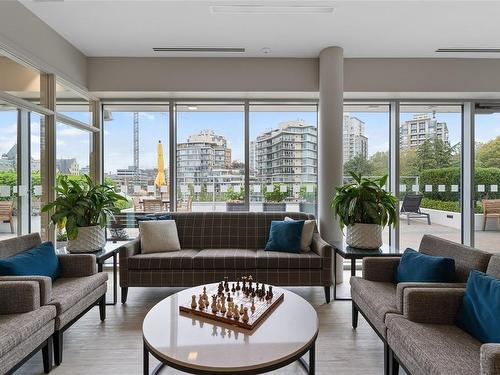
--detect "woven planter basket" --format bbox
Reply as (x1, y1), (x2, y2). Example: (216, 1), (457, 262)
(67, 226), (106, 253)
(346, 223), (382, 249)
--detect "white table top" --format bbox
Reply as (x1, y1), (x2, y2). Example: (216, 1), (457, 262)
(142, 283), (318, 373)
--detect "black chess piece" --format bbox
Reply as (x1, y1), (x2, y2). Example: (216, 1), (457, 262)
(218, 282), (224, 295)
(225, 283), (230, 293)
(227, 292), (232, 302)
(268, 286), (273, 299)
(231, 283), (236, 293)
(236, 281), (241, 291)
(224, 277), (229, 287)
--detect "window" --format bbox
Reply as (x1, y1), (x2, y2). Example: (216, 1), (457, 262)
(176, 104), (244, 212)
(474, 108), (500, 252)
(250, 104), (317, 214)
(30, 112), (43, 235)
(56, 82), (92, 124)
(399, 105), (462, 250)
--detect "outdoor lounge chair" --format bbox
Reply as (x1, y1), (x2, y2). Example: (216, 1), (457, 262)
(400, 194), (431, 225)
(0, 201), (14, 233)
(482, 199), (500, 231)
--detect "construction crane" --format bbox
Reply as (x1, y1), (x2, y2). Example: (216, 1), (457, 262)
(133, 112), (139, 184)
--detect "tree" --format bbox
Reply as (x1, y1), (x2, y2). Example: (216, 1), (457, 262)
(343, 155), (373, 176)
(476, 136), (500, 168)
(415, 138), (452, 172)
(400, 148), (419, 177)
(369, 151), (389, 177)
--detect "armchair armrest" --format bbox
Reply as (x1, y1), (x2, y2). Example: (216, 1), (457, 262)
(0, 281), (40, 314)
(402, 287), (465, 324)
(58, 254), (97, 277)
(0, 275), (51, 304)
(481, 344), (500, 375)
(362, 257), (400, 282)
(396, 282), (466, 312)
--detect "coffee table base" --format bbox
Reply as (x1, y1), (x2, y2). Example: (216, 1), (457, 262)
(144, 338), (316, 375)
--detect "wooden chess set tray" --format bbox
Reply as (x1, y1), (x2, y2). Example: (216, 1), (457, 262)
(179, 276), (284, 330)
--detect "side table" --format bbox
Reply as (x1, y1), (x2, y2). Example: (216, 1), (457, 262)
(330, 242), (402, 301)
(58, 245), (120, 305)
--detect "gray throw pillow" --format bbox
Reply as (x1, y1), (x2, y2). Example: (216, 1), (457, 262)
(285, 216), (315, 252)
(139, 220), (181, 254)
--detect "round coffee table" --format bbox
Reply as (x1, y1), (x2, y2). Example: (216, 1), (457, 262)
(142, 283), (319, 374)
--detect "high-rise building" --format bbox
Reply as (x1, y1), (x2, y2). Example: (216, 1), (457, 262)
(177, 130), (232, 185)
(400, 113), (449, 149)
(254, 119), (317, 184)
(343, 114), (368, 162)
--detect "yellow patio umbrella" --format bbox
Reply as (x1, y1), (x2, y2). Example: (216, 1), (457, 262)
(154, 140), (166, 187)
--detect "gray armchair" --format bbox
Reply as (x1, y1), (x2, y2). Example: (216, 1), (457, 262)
(0, 233), (108, 366)
(0, 280), (55, 374)
(387, 287), (500, 375)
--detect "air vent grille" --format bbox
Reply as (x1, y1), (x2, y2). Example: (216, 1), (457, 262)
(436, 48), (500, 53)
(153, 47), (245, 53)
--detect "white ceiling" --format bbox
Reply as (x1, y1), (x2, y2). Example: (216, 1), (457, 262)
(20, 0), (500, 58)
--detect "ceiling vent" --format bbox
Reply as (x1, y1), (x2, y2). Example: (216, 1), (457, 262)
(153, 47), (245, 53)
(436, 48), (500, 53)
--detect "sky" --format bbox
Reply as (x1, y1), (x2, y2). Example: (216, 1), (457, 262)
(0, 109), (499, 174)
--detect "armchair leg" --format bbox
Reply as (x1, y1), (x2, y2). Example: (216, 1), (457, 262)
(42, 337), (53, 373)
(384, 342), (389, 375)
(389, 347), (399, 375)
(324, 286), (331, 303)
(99, 295), (106, 321)
(427, 214), (431, 225)
(352, 302), (359, 329)
(53, 331), (63, 366)
(483, 216), (487, 231)
(121, 287), (128, 304)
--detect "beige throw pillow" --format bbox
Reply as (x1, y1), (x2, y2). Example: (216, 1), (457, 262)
(285, 216), (315, 252)
(139, 220), (181, 254)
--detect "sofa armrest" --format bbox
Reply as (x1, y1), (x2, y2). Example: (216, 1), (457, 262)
(396, 282), (466, 312)
(0, 275), (51, 304)
(119, 237), (141, 288)
(58, 254), (97, 277)
(0, 281), (40, 314)
(311, 233), (331, 259)
(362, 257), (400, 282)
(481, 344), (500, 375)
(402, 287), (465, 324)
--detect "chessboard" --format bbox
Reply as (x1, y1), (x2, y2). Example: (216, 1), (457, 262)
(179, 276), (284, 330)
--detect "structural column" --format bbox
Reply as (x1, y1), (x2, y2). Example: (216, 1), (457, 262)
(318, 47), (344, 284)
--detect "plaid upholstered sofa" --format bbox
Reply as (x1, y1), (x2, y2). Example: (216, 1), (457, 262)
(119, 212), (333, 303)
(0, 280), (55, 374)
(350, 235), (493, 375)
(387, 255), (500, 375)
(0, 234), (108, 366)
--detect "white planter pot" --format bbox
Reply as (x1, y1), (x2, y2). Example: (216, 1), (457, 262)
(346, 223), (382, 249)
(66, 226), (106, 253)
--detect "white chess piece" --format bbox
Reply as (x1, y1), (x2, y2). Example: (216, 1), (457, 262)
(198, 294), (205, 310)
(251, 298), (255, 313)
(191, 295), (197, 309)
(242, 307), (249, 323)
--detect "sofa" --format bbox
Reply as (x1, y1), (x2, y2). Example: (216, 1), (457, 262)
(0, 234), (108, 366)
(0, 280), (55, 374)
(350, 235), (493, 374)
(387, 254), (500, 375)
(119, 212), (333, 303)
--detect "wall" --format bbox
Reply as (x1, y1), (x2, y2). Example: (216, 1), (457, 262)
(0, 1), (87, 89)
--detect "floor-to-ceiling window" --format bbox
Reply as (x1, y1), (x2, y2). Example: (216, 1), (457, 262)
(474, 105), (500, 253)
(398, 104), (462, 250)
(176, 103), (245, 212)
(249, 103), (318, 214)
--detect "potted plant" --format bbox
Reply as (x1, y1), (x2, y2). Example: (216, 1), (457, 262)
(42, 175), (127, 253)
(331, 172), (397, 249)
(263, 184), (288, 212)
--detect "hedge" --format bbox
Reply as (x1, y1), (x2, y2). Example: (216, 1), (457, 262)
(421, 198), (483, 214)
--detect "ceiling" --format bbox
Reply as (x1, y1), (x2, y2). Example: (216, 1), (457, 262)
(20, 0), (500, 59)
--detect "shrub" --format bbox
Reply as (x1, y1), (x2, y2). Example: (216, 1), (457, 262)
(421, 198), (483, 213)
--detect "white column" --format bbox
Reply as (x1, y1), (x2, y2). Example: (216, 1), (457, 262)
(318, 47), (344, 284)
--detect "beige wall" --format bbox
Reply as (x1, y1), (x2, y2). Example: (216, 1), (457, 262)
(0, 1), (87, 88)
(0, 57), (39, 93)
(88, 57), (500, 97)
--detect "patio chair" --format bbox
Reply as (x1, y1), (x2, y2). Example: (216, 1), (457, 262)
(400, 194), (431, 225)
(0, 201), (14, 233)
(482, 199), (500, 231)
(143, 198), (163, 213)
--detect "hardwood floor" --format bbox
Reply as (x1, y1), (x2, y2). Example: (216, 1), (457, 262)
(17, 272), (385, 375)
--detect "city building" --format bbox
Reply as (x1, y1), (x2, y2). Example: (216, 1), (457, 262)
(400, 113), (449, 149)
(255, 119), (317, 184)
(343, 114), (368, 162)
(177, 130), (232, 185)
(56, 158), (80, 175)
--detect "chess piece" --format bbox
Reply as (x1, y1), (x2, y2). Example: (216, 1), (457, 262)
(220, 297), (227, 314)
(251, 288), (256, 298)
(233, 306), (240, 320)
(236, 280), (241, 291)
(198, 294), (205, 310)
(191, 295), (197, 309)
(239, 304), (244, 315)
(242, 307), (249, 323)
(241, 277), (247, 292)
(227, 292), (232, 303)
(211, 295), (218, 313)
(225, 283), (230, 293)
(251, 298), (255, 313)
(202, 287), (208, 302)
(268, 286), (273, 299)
(224, 277), (229, 288)
(218, 282), (224, 295)
(231, 283), (236, 293)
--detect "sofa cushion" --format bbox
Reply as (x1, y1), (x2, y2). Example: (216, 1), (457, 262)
(394, 248), (456, 283)
(265, 220), (304, 253)
(285, 216), (315, 252)
(256, 250), (322, 269)
(128, 249), (199, 270)
(192, 249), (258, 269)
(386, 314), (481, 375)
(139, 220), (181, 254)
(350, 276), (398, 337)
(0, 305), (55, 357)
(49, 272), (108, 314)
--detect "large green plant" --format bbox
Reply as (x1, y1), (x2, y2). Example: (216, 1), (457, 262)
(331, 172), (398, 229)
(41, 175), (127, 240)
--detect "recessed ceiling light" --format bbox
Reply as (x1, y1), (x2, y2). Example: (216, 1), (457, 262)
(261, 47), (271, 55)
(187, 106), (198, 111)
(210, 5), (335, 15)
